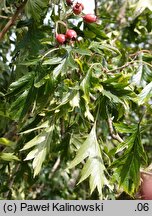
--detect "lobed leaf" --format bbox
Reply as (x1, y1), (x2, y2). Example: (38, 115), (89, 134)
(69, 123), (108, 196)
(137, 81), (152, 105)
(111, 125), (147, 195)
(0, 153), (19, 162)
(21, 125), (54, 176)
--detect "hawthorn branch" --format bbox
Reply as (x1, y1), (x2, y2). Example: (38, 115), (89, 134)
(107, 59), (135, 73)
(107, 117), (123, 143)
(106, 59), (152, 74)
(129, 49), (152, 57)
(0, 15), (10, 19)
(117, 1), (127, 25)
(0, 0), (27, 41)
(49, 156), (61, 179)
(94, 0), (98, 16)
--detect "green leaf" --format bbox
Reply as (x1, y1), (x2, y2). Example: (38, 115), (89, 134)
(55, 90), (77, 110)
(102, 89), (124, 104)
(19, 83), (37, 120)
(20, 120), (49, 134)
(42, 57), (64, 65)
(89, 41), (120, 55)
(84, 30), (96, 39)
(72, 48), (92, 56)
(53, 58), (66, 79)
(34, 74), (50, 88)
(142, 65), (152, 82)
(20, 59), (40, 66)
(137, 81), (152, 105)
(21, 130), (47, 151)
(69, 123), (101, 168)
(111, 125), (147, 195)
(78, 157), (107, 196)
(0, 153), (19, 161)
(69, 123), (108, 197)
(0, 92), (5, 97)
(32, 147), (47, 176)
(0, 138), (16, 148)
(132, 60), (144, 86)
(80, 69), (94, 121)
(84, 104), (94, 122)
(21, 125), (54, 177)
(70, 134), (85, 150)
(69, 92), (80, 110)
(67, 52), (78, 69)
(25, 0), (49, 21)
(134, 0), (152, 18)
(8, 73), (34, 95)
(114, 123), (137, 134)
(9, 90), (28, 120)
(86, 23), (109, 40)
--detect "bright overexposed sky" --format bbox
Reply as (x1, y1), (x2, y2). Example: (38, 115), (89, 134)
(44, 1), (95, 25)
(77, 0), (95, 13)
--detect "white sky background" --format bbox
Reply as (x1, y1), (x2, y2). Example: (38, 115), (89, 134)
(76, 0), (95, 13)
(44, 1), (95, 25)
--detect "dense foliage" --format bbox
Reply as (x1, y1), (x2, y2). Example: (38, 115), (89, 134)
(0, 0), (152, 199)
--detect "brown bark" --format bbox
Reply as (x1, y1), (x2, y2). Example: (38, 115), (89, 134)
(0, 0), (27, 41)
(94, 0), (98, 16)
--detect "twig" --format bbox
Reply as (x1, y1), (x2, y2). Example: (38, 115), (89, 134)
(0, 0), (27, 41)
(105, 50), (152, 73)
(60, 117), (65, 139)
(140, 170), (152, 176)
(107, 59), (135, 73)
(107, 117), (123, 143)
(49, 156), (61, 179)
(129, 50), (151, 57)
(117, 1), (127, 25)
(94, 0), (98, 16)
(0, 15), (10, 19)
(105, 59), (152, 73)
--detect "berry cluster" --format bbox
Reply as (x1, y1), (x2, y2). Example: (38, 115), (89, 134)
(56, 1), (97, 44)
(56, 29), (77, 44)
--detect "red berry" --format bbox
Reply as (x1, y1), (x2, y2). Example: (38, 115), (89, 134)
(66, 0), (73, 6)
(80, 3), (84, 10)
(66, 29), (77, 40)
(73, 2), (84, 15)
(56, 34), (66, 44)
(83, 14), (97, 23)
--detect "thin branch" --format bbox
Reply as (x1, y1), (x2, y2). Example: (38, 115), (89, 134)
(49, 156), (61, 179)
(0, 15), (10, 19)
(129, 49), (151, 57)
(140, 170), (152, 176)
(60, 117), (65, 139)
(94, 0), (98, 16)
(104, 59), (152, 74)
(107, 117), (123, 143)
(104, 50), (152, 73)
(117, 1), (127, 25)
(107, 59), (135, 73)
(0, 0), (27, 41)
